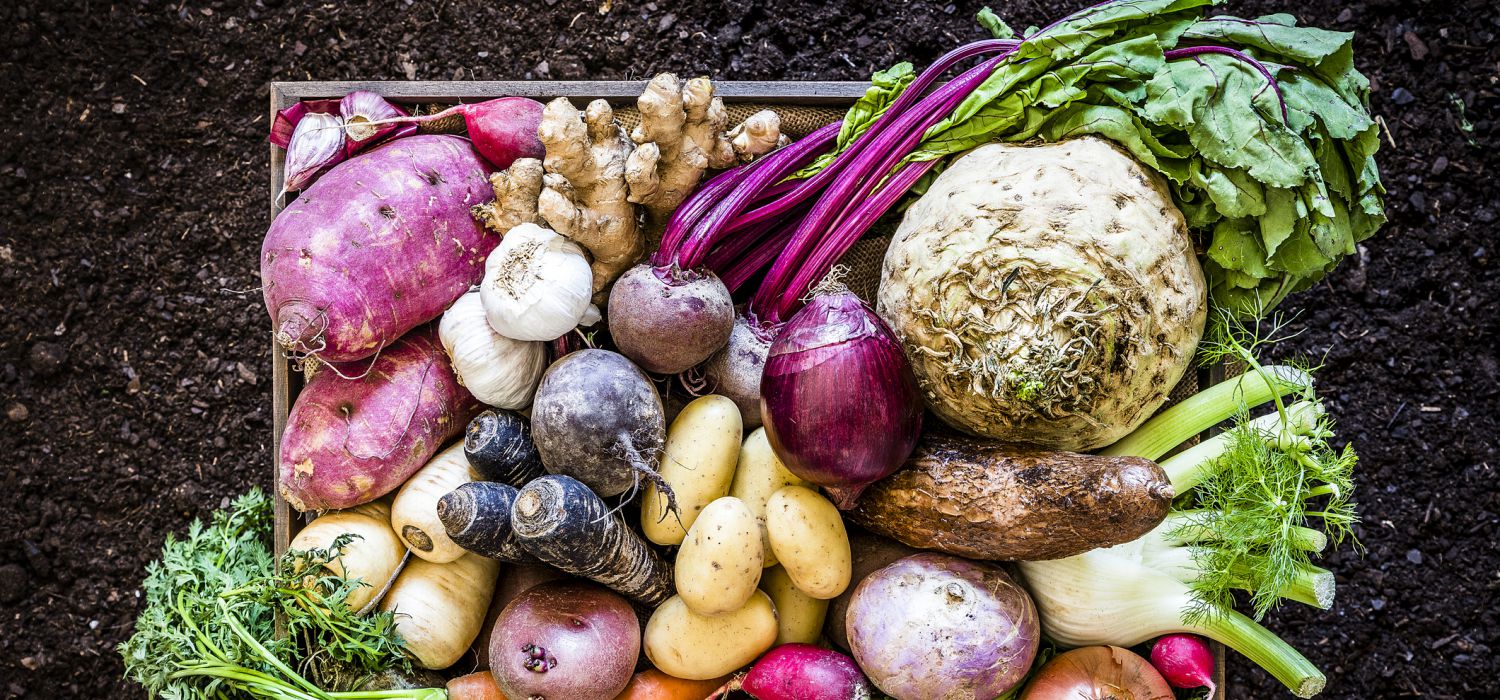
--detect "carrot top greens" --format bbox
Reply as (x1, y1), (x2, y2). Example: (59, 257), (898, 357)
(119, 490), (435, 700)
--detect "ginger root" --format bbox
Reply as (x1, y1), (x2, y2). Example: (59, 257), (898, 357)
(469, 76), (788, 300)
(535, 97), (643, 297)
(471, 157), (543, 233)
(625, 74), (786, 221)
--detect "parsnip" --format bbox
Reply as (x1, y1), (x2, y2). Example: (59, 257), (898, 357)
(641, 395), (743, 545)
(289, 500), (406, 612)
(391, 442), (477, 563)
(727, 427), (811, 567)
(380, 552), (501, 670)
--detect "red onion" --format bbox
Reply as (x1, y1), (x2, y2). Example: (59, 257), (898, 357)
(1151, 634), (1218, 695)
(711, 643), (872, 700)
(760, 288), (921, 509)
(1019, 646), (1174, 700)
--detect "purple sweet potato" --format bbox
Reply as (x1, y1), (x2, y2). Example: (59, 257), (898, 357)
(263, 134), (497, 363)
(278, 328), (483, 512)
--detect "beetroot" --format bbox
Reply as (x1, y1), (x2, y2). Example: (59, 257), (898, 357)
(715, 644), (872, 700)
(701, 312), (774, 429)
(490, 581), (640, 700)
(608, 264), (735, 375)
(277, 328), (482, 512)
(262, 135), (496, 363)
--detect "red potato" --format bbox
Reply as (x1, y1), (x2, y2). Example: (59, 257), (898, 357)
(262, 134), (497, 363)
(278, 329), (483, 512)
(473, 563), (571, 670)
(491, 581), (640, 700)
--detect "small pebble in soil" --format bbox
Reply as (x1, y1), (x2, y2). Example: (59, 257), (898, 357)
(1391, 87), (1415, 105)
(5, 402), (28, 422)
(28, 341), (67, 377)
(0, 564), (30, 604)
(1406, 549), (1423, 565)
(1371, 598), (1386, 611)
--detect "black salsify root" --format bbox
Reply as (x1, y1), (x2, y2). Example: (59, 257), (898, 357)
(619, 437), (682, 529)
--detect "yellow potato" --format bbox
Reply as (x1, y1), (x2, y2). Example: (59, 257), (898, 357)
(728, 428), (812, 567)
(676, 497), (763, 615)
(642, 395), (744, 545)
(766, 485), (851, 599)
(760, 565), (828, 646)
(644, 592), (778, 681)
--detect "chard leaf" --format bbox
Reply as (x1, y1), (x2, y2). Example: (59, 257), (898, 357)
(1143, 53), (1317, 188)
(788, 62), (914, 179)
(1259, 186), (1300, 256)
(1182, 14), (1352, 65)
(1191, 165), (1267, 218)
(1017, 0), (1214, 62)
(977, 7), (1016, 39)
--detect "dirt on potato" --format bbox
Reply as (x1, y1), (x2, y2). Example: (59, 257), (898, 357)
(0, 0), (1494, 698)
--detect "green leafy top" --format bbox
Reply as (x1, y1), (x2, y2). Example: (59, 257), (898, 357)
(817, 0), (1384, 315)
(119, 490), (427, 700)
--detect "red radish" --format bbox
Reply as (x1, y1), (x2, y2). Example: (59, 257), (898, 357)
(711, 644), (871, 700)
(362, 97), (546, 169)
(1151, 634), (1218, 696)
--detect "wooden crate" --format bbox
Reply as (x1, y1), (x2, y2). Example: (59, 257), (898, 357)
(267, 81), (1228, 698)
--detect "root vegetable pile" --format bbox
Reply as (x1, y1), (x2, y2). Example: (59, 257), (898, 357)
(124, 3), (1386, 698)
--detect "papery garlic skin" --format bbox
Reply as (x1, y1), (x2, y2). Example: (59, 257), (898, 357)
(439, 289), (547, 409)
(479, 223), (596, 342)
(283, 112), (345, 193)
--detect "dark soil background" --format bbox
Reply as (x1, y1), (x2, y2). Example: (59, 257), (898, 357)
(0, 0), (1494, 697)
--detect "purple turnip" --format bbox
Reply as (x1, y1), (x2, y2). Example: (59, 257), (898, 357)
(490, 580), (640, 700)
(847, 553), (1039, 700)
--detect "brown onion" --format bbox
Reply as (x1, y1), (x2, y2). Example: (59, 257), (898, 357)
(1019, 646), (1175, 700)
(760, 288), (922, 509)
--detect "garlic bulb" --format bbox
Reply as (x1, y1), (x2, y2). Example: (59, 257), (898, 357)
(479, 223), (597, 341)
(440, 289), (547, 409)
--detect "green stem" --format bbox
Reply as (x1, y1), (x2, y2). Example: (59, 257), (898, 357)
(1157, 403), (1313, 491)
(1101, 366), (1308, 461)
(1162, 511), (1327, 552)
(1196, 606), (1326, 698)
(1283, 564), (1336, 610)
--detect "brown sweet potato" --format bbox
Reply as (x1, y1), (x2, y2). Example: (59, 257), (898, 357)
(849, 432), (1173, 561)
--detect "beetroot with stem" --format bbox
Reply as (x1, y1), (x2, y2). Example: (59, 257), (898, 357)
(711, 644), (872, 700)
(700, 311), (776, 430)
(606, 263), (735, 375)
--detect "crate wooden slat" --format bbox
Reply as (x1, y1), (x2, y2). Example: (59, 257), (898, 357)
(267, 81), (1228, 699)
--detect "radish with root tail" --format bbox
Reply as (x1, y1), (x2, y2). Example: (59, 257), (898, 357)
(530, 349), (674, 506)
(278, 329), (482, 512)
(353, 96), (546, 170)
(262, 135), (497, 364)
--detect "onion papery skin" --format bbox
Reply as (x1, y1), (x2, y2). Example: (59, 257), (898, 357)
(607, 263), (734, 375)
(760, 291), (922, 509)
(1019, 645), (1174, 700)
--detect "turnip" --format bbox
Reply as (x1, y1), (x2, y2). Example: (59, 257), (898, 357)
(877, 137), (1207, 452)
(263, 135), (497, 363)
(277, 329), (482, 512)
(700, 313), (774, 429)
(530, 349), (670, 499)
(490, 581), (640, 700)
(847, 553), (1039, 700)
